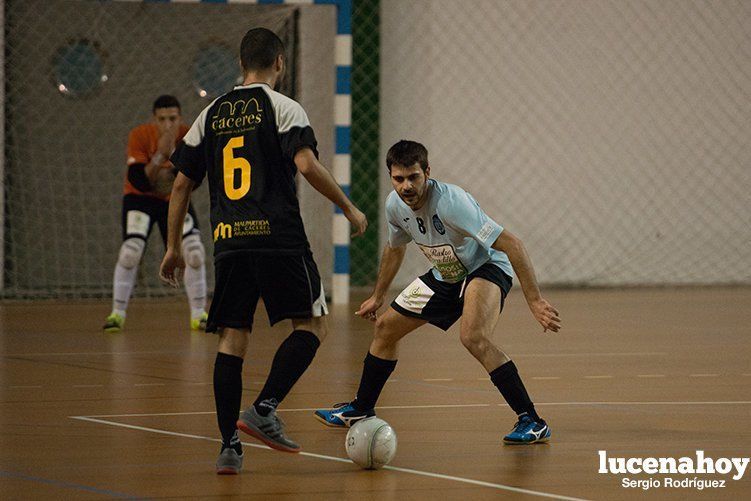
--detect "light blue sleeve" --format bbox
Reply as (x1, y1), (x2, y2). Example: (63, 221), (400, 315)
(442, 188), (503, 250)
(386, 193), (412, 247)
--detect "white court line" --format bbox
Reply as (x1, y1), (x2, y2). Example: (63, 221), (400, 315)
(583, 376), (613, 379)
(512, 352), (666, 357)
(69, 415), (588, 501)
(689, 374), (720, 377)
(2, 350), (210, 357)
(78, 400), (751, 419)
(4, 351), (664, 358)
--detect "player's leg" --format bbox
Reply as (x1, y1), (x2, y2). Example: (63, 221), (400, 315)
(314, 307), (425, 427)
(355, 308), (426, 409)
(316, 271), (461, 428)
(207, 254), (258, 474)
(157, 205), (207, 329)
(236, 251), (328, 452)
(214, 326), (249, 474)
(104, 196), (153, 332)
(460, 274), (550, 445)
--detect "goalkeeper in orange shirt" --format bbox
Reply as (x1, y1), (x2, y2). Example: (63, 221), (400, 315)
(103, 95), (208, 332)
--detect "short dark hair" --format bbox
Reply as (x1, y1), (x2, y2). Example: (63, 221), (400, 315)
(152, 95), (180, 113)
(240, 27), (285, 72)
(386, 140), (429, 172)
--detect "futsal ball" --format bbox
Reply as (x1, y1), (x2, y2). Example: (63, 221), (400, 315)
(345, 417), (397, 469)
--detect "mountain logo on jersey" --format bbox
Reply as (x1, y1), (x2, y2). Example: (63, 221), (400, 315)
(213, 222), (233, 241)
(211, 98), (263, 133)
(432, 214), (446, 235)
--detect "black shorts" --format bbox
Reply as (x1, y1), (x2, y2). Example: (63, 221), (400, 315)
(206, 250), (328, 333)
(121, 194), (199, 245)
(390, 263), (513, 331)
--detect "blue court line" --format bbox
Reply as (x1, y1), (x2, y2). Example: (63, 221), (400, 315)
(0, 470), (143, 499)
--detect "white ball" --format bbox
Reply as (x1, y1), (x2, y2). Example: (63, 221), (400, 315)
(345, 417), (397, 470)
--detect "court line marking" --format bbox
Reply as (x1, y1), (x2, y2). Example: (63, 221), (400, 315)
(0, 469), (140, 499)
(689, 374), (720, 377)
(69, 415), (588, 501)
(76, 400), (751, 419)
(2, 350), (667, 357)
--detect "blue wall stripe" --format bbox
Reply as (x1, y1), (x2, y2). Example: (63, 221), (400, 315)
(335, 126), (350, 154)
(336, 66), (351, 94)
(257, 0), (285, 4)
(333, 186), (351, 214)
(334, 246), (350, 274)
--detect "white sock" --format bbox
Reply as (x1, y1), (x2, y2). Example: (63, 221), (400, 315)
(184, 264), (207, 319)
(112, 262), (137, 315)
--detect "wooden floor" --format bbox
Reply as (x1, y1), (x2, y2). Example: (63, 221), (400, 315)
(1, 287), (750, 500)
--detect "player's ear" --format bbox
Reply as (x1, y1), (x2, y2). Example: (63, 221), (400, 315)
(275, 54), (284, 73)
(424, 165), (430, 178)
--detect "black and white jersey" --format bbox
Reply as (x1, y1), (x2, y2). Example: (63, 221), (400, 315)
(171, 83), (317, 259)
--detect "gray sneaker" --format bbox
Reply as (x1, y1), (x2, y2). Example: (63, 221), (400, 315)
(236, 406), (301, 453)
(216, 448), (243, 475)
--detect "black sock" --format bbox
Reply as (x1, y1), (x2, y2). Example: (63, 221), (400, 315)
(219, 430), (243, 455)
(352, 352), (397, 412)
(214, 352), (244, 453)
(489, 360), (540, 420)
(253, 330), (321, 416)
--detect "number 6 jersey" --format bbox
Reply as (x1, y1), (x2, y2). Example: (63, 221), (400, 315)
(386, 179), (514, 283)
(171, 83), (316, 259)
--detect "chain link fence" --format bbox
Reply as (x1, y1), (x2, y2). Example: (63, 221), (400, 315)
(381, 0), (751, 287)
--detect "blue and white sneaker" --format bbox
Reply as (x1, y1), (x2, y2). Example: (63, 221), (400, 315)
(503, 415), (551, 444)
(314, 402), (374, 428)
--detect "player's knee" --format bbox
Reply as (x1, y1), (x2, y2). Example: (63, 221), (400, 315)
(374, 316), (399, 345)
(459, 331), (488, 354)
(181, 234), (205, 269)
(117, 238), (145, 269)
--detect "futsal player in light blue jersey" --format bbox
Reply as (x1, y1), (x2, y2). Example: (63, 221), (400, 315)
(315, 140), (561, 444)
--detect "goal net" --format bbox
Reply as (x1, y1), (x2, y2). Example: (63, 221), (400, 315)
(380, 0), (751, 287)
(3, 0), (301, 298)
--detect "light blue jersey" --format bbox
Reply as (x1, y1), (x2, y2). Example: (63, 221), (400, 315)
(386, 179), (514, 283)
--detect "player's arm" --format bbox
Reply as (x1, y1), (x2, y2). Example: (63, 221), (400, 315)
(356, 244), (407, 321)
(491, 230), (561, 332)
(144, 125), (179, 184)
(159, 172), (195, 287)
(294, 147), (367, 237)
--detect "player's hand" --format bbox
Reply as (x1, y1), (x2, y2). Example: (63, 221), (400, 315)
(157, 126), (178, 156)
(529, 298), (561, 333)
(159, 249), (185, 288)
(344, 205), (368, 238)
(356, 295), (383, 322)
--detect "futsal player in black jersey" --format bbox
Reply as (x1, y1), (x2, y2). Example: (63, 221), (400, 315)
(160, 28), (367, 475)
